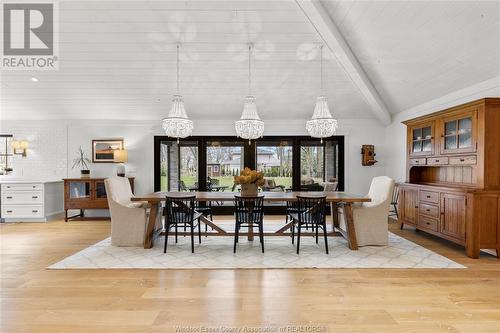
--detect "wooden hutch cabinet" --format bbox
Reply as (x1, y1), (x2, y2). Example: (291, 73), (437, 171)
(63, 177), (134, 221)
(399, 98), (500, 258)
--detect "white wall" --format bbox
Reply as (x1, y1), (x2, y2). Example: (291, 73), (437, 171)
(0, 117), (388, 195)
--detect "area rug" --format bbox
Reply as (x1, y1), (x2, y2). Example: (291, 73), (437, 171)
(48, 232), (464, 269)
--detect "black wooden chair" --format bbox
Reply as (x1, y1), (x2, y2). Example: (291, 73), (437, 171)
(164, 196), (202, 253)
(195, 200), (213, 236)
(290, 196), (328, 254)
(233, 196), (265, 253)
(389, 184), (399, 220)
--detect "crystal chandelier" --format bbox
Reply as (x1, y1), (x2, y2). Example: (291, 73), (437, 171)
(162, 44), (193, 143)
(235, 44), (264, 145)
(306, 45), (338, 143)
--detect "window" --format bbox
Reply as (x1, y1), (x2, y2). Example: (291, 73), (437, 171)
(206, 140), (244, 192)
(155, 136), (344, 195)
(300, 141), (324, 190)
(256, 141), (292, 191)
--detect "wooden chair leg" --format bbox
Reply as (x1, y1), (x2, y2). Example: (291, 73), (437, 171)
(175, 224), (178, 243)
(400, 222), (404, 230)
(198, 219), (202, 244)
(291, 223), (295, 244)
(323, 222), (329, 254)
(296, 224), (301, 255)
(233, 222), (239, 253)
(164, 225), (169, 253)
(190, 224), (195, 253)
(315, 223), (319, 244)
(259, 223), (264, 253)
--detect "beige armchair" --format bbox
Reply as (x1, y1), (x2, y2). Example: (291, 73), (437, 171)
(104, 177), (150, 247)
(339, 176), (395, 246)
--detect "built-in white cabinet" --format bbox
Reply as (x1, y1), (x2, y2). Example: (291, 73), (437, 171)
(0, 181), (64, 222)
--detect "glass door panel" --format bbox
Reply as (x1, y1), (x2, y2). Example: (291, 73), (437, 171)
(441, 112), (476, 154)
(95, 181), (107, 199)
(257, 141), (293, 191)
(300, 141), (324, 190)
(69, 181), (91, 199)
(458, 117), (472, 148)
(179, 143), (198, 191)
(206, 141), (244, 193)
(410, 123), (434, 156)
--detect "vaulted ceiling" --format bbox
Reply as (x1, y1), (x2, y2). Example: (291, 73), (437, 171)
(1, 0), (499, 122)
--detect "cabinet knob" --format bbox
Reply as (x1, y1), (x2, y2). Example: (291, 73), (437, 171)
(6, 196), (12, 199)
(426, 209), (430, 212)
(415, 206), (418, 209)
(32, 210), (38, 213)
(6, 210), (12, 213)
(460, 158), (465, 162)
(32, 196), (38, 199)
(426, 195), (431, 198)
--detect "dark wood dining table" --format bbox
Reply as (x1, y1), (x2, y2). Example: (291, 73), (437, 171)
(132, 191), (371, 250)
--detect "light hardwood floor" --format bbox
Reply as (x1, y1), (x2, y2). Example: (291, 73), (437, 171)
(1, 217), (500, 333)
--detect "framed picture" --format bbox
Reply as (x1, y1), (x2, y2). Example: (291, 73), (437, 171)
(92, 139), (124, 163)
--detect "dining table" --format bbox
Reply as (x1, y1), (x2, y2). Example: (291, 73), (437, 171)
(132, 191), (371, 250)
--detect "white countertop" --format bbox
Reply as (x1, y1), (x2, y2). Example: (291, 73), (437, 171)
(0, 179), (63, 184)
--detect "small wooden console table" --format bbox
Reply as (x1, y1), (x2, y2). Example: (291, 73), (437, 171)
(63, 177), (134, 221)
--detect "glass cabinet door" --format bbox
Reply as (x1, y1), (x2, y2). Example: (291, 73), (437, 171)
(94, 181), (107, 199)
(441, 111), (476, 154)
(68, 181), (91, 200)
(410, 123), (434, 156)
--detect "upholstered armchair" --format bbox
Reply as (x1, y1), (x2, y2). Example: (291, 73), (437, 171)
(104, 177), (151, 246)
(339, 176), (395, 246)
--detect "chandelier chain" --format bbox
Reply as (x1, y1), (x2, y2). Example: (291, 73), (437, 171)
(320, 44), (323, 93)
(176, 44), (180, 94)
(248, 44), (252, 95)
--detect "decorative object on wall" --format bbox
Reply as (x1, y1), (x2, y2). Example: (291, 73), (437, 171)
(113, 148), (128, 177)
(73, 146), (92, 177)
(11, 140), (29, 157)
(361, 145), (378, 166)
(0, 134), (14, 175)
(306, 45), (338, 143)
(235, 44), (265, 145)
(162, 44), (193, 143)
(92, 139), (124, 163)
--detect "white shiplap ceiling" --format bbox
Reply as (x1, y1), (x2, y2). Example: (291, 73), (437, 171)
(1, 0), (499, 121)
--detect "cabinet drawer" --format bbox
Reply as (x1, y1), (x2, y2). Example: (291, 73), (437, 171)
(427, 157), (449, 165)
(419, 203), (439, 218)
(409, 158), (426, 166)
(419, 190), (439, 204)
(2, 191), (43, 204)
(1, 183), (43, 191)
(1, 205), (44, 218)
(418, 216), (438, 232)
(449, 155), (477, 165)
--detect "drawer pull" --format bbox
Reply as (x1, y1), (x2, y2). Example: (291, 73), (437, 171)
(6, 196), (12, 199)
(415, 160), (420, 163)
(426, 195), (431, 198)
(426, 222), (430, 225)
(32, 196), (38, 199)
(6, 210), (12, 213)
(33, 186), (36, 188)
(415, 206), (418, 208)
(32, 210), (38, 213)
(435, 159), (439, 162)
(460, 158), (465, 162)
(426, 209), (430, 212)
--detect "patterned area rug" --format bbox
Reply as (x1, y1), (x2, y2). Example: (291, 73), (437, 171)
(48, 232), (464, 269)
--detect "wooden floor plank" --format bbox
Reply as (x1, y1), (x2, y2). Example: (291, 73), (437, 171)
(1, 218), (499, 332)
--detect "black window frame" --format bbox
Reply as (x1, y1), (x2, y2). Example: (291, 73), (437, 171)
(154, 135), (344, 193)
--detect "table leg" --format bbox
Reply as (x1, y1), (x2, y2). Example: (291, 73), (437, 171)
(144, 202), (159, 249)
(343, 203), (358, 250)
(331, 202), (339, 231)
(248, 223), (254, 241)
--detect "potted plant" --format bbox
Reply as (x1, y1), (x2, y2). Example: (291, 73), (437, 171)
(234, 167), (265, 196)
(72, 146), (91, 178)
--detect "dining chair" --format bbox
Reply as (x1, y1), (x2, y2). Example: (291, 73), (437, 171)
(195, 200), (213, 236)
(233, 196), (265, 253)
(388, 183), (399, 220)
(290, 196), (328, 254)
(164, 195), (202, 253)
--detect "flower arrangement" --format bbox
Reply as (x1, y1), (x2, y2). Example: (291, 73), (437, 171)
(234, 167), (265, 186)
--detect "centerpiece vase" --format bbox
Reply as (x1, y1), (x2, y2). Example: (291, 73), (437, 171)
(240, 183), (258, 197)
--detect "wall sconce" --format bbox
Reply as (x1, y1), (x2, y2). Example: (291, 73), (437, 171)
(113, 148), (128, 177)
(12, 140), (28, 157)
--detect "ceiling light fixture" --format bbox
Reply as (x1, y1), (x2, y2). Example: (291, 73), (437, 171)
(235, 43), (264, 145)
(306, 45), (338, 143)
(162, 44), (193, 143)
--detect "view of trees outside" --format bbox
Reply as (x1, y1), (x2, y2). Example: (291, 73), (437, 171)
(256, 145), (293, 189)
(301, 146), (324, 184)
(206, 145), (243, 192)
(160, 143), (169, 191)
(179, 146), (198, 188)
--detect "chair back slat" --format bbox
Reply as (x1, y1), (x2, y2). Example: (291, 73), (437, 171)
(165, 196), (196, 225)
(296, 196), (326, 225)
(234, 196), (264, 225)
